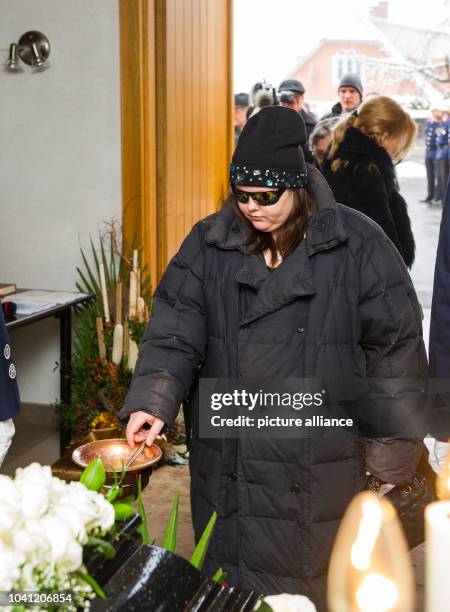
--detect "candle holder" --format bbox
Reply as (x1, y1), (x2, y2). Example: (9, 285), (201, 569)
(72, 438), (162, 497)
(72, 438), (162, 473)
(328, 491), (415, 612)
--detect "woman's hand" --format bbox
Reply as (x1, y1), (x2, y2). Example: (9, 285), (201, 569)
(126, 410), (165, 449)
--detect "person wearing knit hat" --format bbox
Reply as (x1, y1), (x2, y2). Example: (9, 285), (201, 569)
(321, 72), (363, 120)
(121, 105), (427, 611)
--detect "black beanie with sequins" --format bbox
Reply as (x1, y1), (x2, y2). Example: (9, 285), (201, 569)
(229, 105), (308, 188)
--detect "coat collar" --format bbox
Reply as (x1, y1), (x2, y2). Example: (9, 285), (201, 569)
(236, 241), (316, 326)
(204, 163), (348, 257)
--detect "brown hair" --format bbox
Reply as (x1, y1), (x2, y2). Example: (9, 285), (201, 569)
(329, 96), (417, 172)
(231, 188), (315, 265)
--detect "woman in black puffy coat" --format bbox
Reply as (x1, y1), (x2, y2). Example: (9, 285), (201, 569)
(322, 96), (416, 268)
(120, 106), (427, 611)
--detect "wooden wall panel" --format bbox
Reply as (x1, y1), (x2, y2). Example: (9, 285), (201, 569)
(119, 0), (158, 287)
(120, 0), (233, 282)
(160, 0), (233, 276)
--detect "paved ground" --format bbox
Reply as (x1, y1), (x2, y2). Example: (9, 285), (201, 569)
(142, 464), (194, 559)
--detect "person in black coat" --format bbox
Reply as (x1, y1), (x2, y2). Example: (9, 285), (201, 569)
(0, 307), (20, 466)
(322, 96), (416, 268)
(429, 177), (450, 446)
(120, 107), (427, 611)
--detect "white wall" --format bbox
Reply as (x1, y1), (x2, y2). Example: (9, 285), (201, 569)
(0, 0), (122, 403)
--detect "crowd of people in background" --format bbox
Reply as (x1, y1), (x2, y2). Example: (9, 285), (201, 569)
(423, 103), (450, 206)
(234, 76), (450, 212)
(234, 72), (419, 269)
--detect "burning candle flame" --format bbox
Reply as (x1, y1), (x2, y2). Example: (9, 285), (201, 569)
(356, 573), (398, 612)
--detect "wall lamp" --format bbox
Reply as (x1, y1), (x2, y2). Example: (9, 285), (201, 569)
(5, 31), (51, 72)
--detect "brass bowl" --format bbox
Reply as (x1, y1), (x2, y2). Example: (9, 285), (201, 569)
(71, 438), (162, 473)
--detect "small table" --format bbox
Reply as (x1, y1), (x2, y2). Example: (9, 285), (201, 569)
(5, 290), (93, 453)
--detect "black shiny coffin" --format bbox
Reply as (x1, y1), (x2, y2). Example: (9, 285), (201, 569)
(91, 544), (259, 612)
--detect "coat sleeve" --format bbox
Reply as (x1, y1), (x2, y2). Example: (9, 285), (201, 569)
(429, 178), (450, 440)
(352, 166), (402, 256)
(358, 232), (428, 484)
(118, 223), (207, 428)
(430, 178), (450, 376)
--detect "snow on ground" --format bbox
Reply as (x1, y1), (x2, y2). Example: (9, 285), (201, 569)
(396, 161), (427, 179)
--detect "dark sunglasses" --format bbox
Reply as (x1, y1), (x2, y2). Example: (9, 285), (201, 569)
(231, 184), (286, 206)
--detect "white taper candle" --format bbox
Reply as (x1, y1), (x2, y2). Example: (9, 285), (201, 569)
(426, 501), (450, 611)
(99, 263), (110, 322)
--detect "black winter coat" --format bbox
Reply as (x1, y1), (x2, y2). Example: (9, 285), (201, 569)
(119, 166), (427, 611)
(0, 308), (20, 421)
(322, 127), (416, 268)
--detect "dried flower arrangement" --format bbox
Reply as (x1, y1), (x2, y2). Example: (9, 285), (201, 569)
(54, 222), (187, 467)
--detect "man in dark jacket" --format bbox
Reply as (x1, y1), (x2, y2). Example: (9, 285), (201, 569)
(120, 107), (426, 611)
(321, 73), (363, 120)
(278, 78), (316, 141)
(0, 307), (20, 466)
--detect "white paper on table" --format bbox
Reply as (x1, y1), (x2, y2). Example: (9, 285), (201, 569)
(14, 301), (57, 315)
(9, 290), (89, 305)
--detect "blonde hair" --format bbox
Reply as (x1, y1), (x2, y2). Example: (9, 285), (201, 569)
(329, 96), (417, 172)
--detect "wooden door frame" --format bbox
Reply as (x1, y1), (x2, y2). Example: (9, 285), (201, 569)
(119, 0), (158, 287)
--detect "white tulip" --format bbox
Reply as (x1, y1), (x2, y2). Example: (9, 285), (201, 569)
(0, 546), (25, 590)
(262, 594), (317, 612)
(61, 537), (84, 573)
(49, 473), (70, 502)
(52, 505), (87, 544)
(0, 476), (21, 536)
(11, 522), (48, 566)
(19, 563), (39, 591)
(39, 515), (82, 572)
(88, 491), (115, 532)
(14, 464), (53, 519)
(62, 482), (114, 533)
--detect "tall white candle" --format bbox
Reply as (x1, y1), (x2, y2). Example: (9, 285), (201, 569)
(133, 249), (138, 272)
(426, 501), (450, 611)
(111, 324), (123, 365)
(137, 296), (145, 322)
(129, 270), (137, 318)
(99, 263), (110, 323)
(128, 335), (139, 371)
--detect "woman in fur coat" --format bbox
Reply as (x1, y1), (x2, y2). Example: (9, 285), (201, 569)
(322, 96), (416, 268)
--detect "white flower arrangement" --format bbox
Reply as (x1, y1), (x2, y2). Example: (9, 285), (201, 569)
(0, 463), (115, 611)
